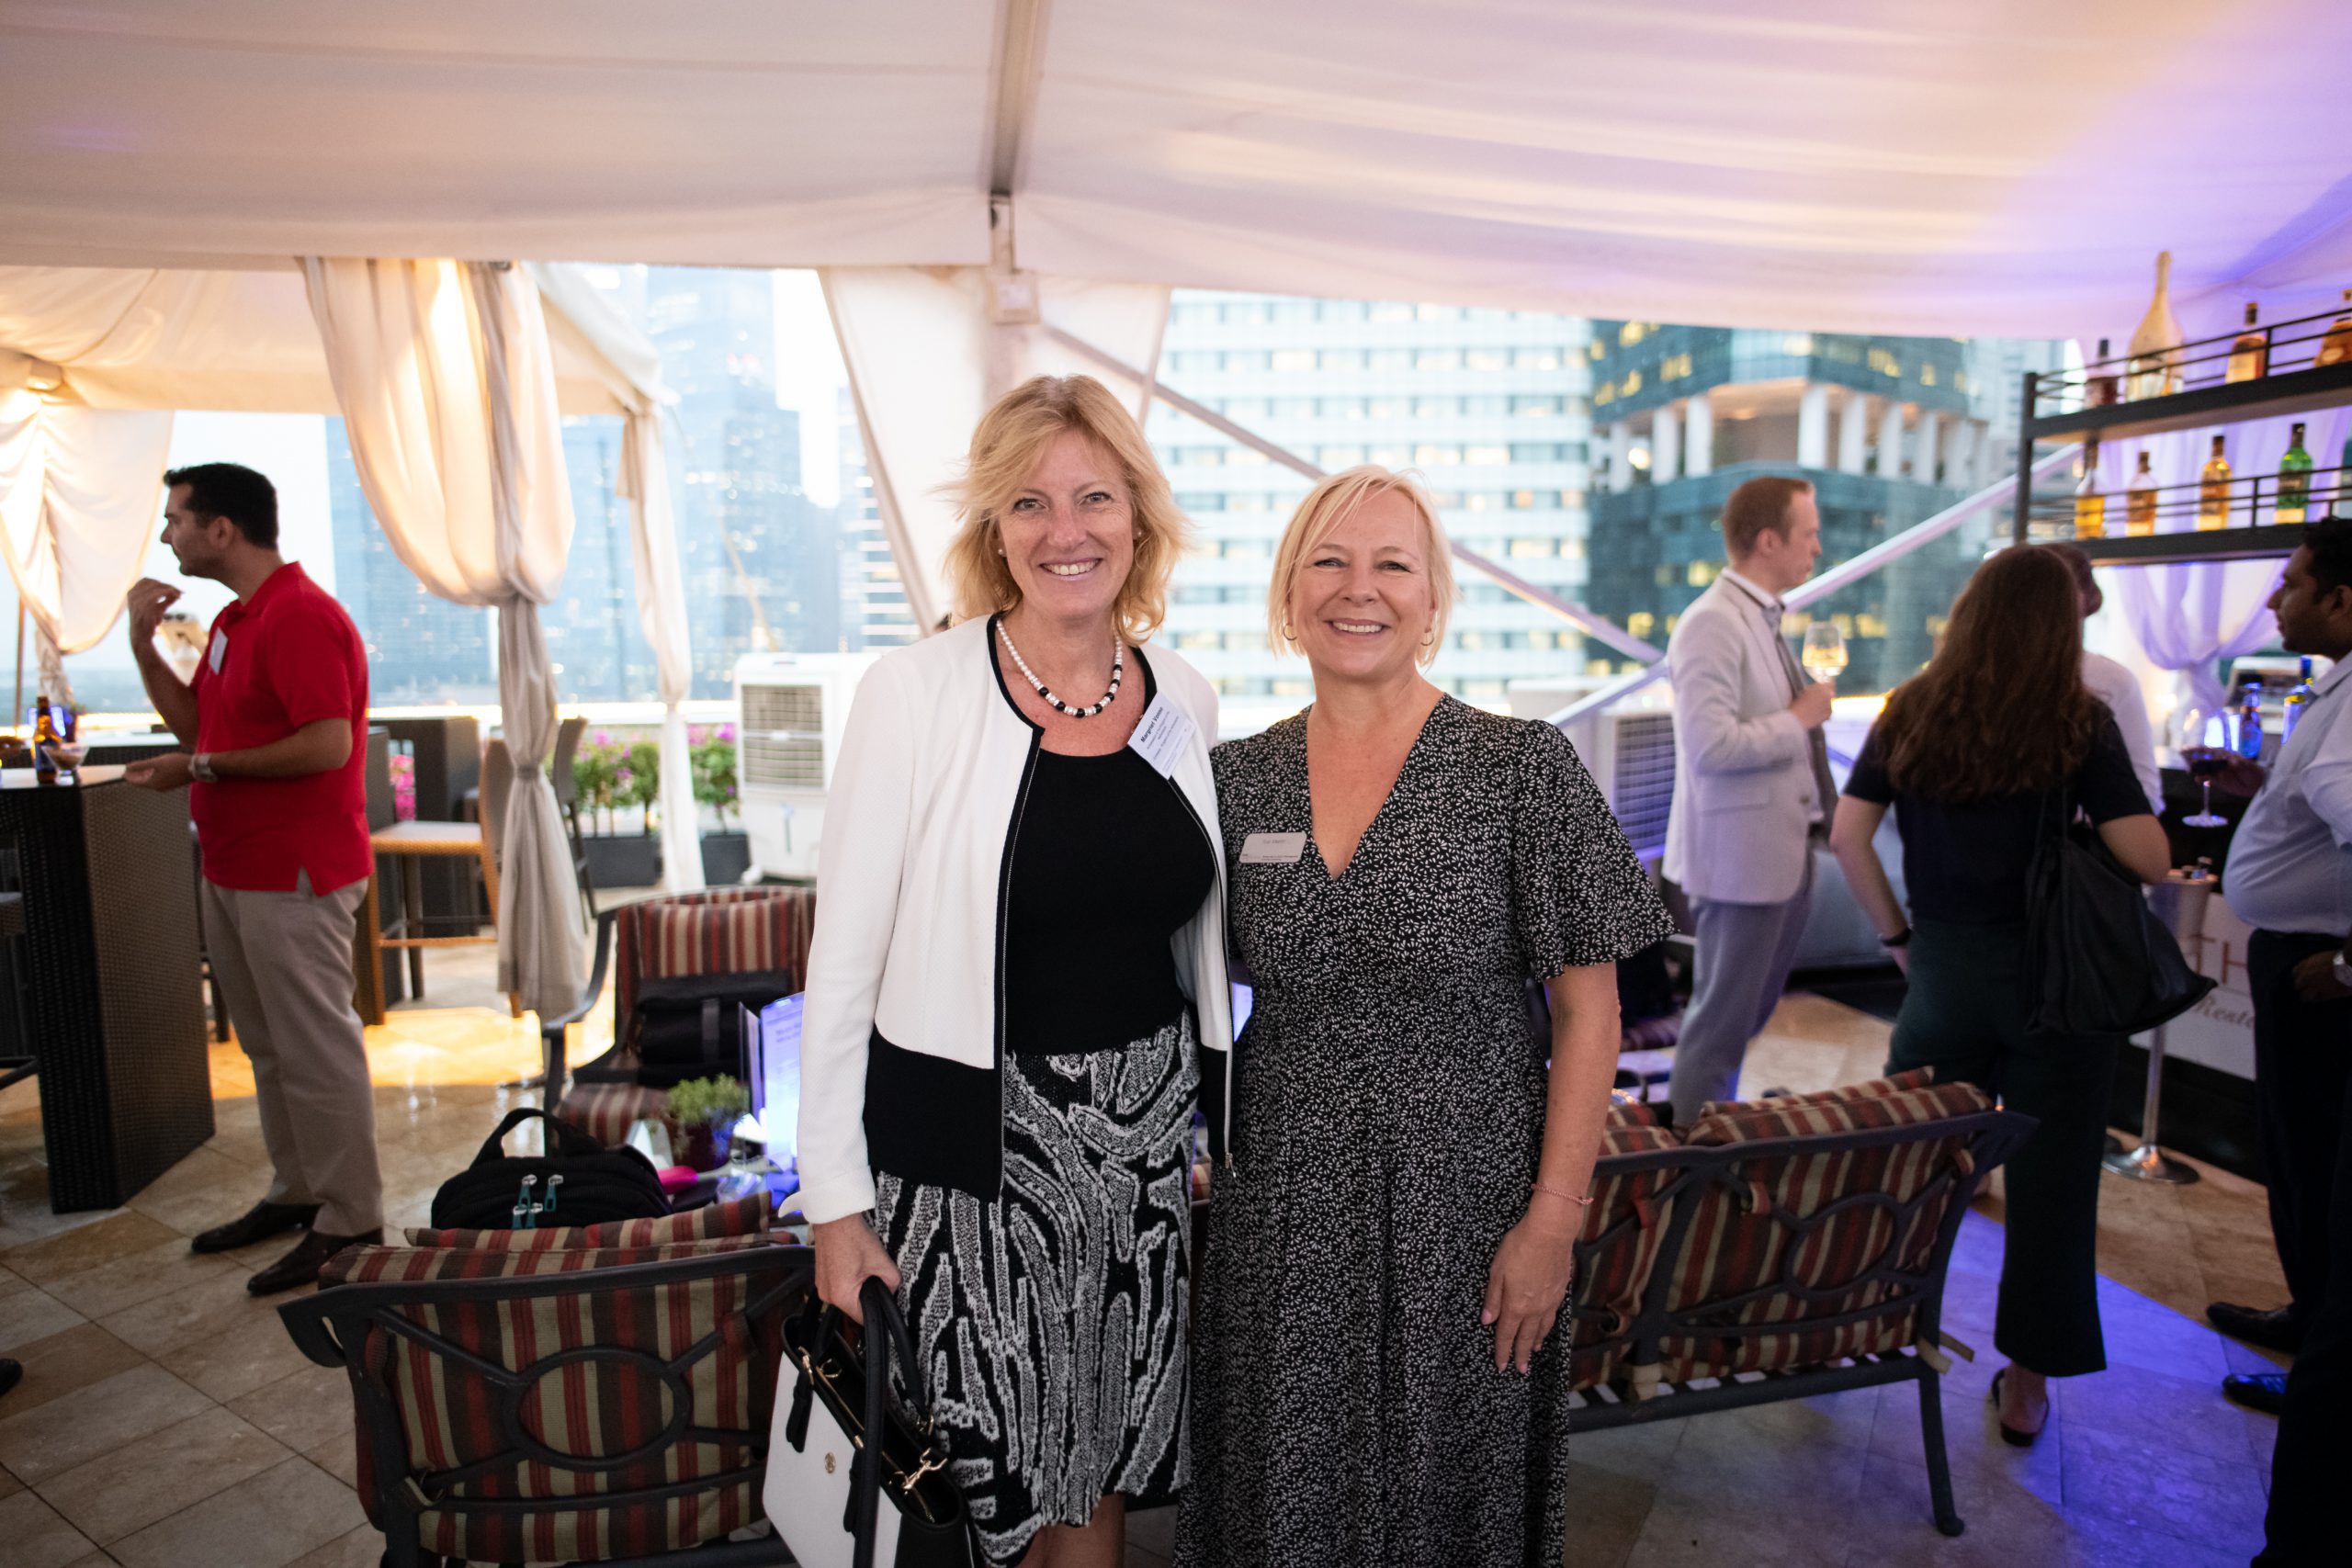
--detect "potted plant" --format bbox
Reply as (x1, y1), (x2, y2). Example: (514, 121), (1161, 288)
(573, 729), (663, 887)
(692, 723), (751, 884)
(664, 1075), (751, 1171)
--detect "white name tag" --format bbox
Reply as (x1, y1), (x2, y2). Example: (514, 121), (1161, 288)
(208, 628), (228, 672)
(1239, 831), (1307, 865)
(1125, 692), (1194, 778)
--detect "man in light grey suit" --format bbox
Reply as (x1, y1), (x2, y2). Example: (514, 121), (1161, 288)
(1662, 476), (1836, 1124)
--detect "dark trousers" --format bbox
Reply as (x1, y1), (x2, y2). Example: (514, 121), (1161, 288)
(2248, 931), (2352, 1323)
(2251, 931), (2352, 1567)
(1886, 920), (2118, 1378)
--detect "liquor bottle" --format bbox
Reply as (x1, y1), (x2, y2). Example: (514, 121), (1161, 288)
(2284, 656), (2315, 741)
(2074, 437), (2106, 538)
(2237, 680), (2267, 761)
(2086, 337), (2120, 407)
(2126, 450), (2160, 535)
(30, 694), (60, 781)
(2126, 251), (2184, 400)
(2226, 302), (2269, 383)
(2316, 288), (2352, 368)
(2199, 435), (2232, 529)
(2278, 423), (2313, 524)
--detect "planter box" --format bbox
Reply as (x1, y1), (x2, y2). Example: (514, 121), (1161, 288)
(700, 830), (752, 886)
(582, 833), (662, 889)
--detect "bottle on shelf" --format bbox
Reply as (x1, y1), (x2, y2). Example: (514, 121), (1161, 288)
(2126, 251), (2185, 400)
(2238, 680), (2267, 761)
(2074, 437), (2106, 538)
(2278, 423), (2313, 524)
(2317, 288), (2352, 368)
(2126, 450), (2160, 536)
(2199, 435), (2233, 529)
(30, 694), (61, 781)
(2226, 302), (2270, 383)
(2086, 337), (2120, 407)
(2340, 425), (2352, 514)
(2284, 656), (2315, 741)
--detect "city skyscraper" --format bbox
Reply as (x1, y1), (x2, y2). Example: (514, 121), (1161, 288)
(545, 415), (654, 702)
(837, 384), (918, 649)
(1148, 292), (1596, 735)
(643, 267), (838, 694)
(323, 417), (497, 704)
(1581, 324), (2004, 694)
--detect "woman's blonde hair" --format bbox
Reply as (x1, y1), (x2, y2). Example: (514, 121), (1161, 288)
(1266, 466), (1456, 666)
(942, 375), (1189, 644)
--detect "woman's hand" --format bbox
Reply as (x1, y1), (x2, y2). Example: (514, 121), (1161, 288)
(1483, 1194), (1579, 1374)
(812, 1213), (901, 1324)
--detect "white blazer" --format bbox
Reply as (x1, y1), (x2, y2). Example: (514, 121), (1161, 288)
(1661, 575), (1818, 906)
(796, 615), (1231, 1225)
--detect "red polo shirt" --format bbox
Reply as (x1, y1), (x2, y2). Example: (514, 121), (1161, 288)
(189, 563), (372, 893)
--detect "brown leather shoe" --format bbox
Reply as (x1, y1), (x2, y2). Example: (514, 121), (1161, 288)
(191, 1201), (321, 1255)
(0, 1358), (21, 1400)
(245, 1227), (382, 1296)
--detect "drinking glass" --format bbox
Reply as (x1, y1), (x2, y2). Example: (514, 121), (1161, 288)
(1800, 621), (1848, 685)
(2177, 707), (2231, 828)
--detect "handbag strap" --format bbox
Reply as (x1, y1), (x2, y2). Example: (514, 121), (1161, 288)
(471, 1106), (605, 1168)
(849, 1276), (932, 1568)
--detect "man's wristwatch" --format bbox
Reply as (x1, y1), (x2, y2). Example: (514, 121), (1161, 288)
(190, 752), (219, 784)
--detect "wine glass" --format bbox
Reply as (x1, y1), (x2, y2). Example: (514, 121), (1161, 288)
(2177, 706), (2232, 828)
(1801, 621), (1848, 686)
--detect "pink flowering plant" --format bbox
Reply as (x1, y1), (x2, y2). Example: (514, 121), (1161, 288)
(689, 722), (740, 833)
(387, 753), (417, 821)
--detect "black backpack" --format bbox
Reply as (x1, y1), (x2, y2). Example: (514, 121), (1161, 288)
(430, 1108), (670, 1230)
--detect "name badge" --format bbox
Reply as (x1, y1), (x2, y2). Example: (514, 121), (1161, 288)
(208, 628), (228, 673)
(1239, 831), (1307, 865)
(1125, 692), (1195, 778)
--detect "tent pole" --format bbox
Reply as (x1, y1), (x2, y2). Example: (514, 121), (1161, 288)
(13, 602), (23, 725)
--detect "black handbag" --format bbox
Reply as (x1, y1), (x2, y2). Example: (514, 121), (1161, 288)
(428, 1108), (671, 1230)
(766, 1277), (976, 1568)
(628, 971), (797, 1088)
(2022, 789), (2216, 1040)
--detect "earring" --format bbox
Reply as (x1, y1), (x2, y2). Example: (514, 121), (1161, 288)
(1281, 622), (1295, 641)
(1420, 627), (1436, 647)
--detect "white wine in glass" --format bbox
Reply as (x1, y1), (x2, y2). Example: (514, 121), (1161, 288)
(1801, 622), (1848, 685)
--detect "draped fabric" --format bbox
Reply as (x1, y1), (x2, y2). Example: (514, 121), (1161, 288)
(822, 247), (1170, 627)
(2097, 409), (2346, 720)
(619, 410), (704, 892)
(0, 390), (175, 683)
(302, 256), (585, 1014)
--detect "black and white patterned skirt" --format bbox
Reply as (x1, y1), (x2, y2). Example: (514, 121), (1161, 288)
(876, 1010), (1197, 1567)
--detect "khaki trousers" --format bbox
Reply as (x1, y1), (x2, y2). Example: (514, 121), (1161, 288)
(200, 874), (383, 1236)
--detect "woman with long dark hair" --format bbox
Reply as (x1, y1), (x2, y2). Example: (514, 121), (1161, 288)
(1829, 545), (2169, 1446)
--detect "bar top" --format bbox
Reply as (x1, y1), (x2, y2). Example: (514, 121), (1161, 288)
(0, 765), (130, 791)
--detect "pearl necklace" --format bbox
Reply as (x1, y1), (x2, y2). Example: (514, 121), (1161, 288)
(998, 620), (1123, 718)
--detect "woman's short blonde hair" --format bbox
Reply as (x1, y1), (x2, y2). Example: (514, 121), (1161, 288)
(1267, 466), (1456, 666)
(942, 375), (1190, 644)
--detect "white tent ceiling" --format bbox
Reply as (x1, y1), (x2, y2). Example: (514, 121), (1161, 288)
(5, 1), (2351, 338)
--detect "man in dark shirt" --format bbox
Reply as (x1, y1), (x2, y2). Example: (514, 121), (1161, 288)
(123, 463), (382, 1295)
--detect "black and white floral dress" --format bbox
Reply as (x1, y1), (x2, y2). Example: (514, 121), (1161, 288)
(1178, 698), (1674, 1568)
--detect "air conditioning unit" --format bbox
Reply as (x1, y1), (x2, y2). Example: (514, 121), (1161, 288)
(733, 652), (879, 881)
(1508, 680), (1678, 861)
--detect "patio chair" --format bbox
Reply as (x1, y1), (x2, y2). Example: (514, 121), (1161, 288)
(537, 886), (817, 1138)
(278, 1235), (806, 1567)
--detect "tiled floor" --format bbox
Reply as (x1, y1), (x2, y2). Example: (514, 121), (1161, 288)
(0, 968), (2291, 1567)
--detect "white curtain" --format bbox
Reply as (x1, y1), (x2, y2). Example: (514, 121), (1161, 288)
(619, 410), (704, 892)
(0, 391), (175, 698)
(302, 257), (585, 1016)
(2099, 408), (2346, 720)
(822, 247), (1170, 629)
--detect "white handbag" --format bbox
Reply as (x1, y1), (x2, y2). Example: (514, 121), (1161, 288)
(764, 1278), (975, 1568)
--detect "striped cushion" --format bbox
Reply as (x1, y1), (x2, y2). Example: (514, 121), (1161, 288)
(615, 887), (815, 1021)
(405, 1195), (768, 1251)
(1690, 1066), (1938, 1128)
(1656, 1075), (1994, 1382)
(557, 1081), (671, 1147)
(1572, 1106), (1684, 1392)
(335, 1237), (792, 1563)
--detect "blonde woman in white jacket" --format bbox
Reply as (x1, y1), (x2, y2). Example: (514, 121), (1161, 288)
(797, 376), (1230, 1568)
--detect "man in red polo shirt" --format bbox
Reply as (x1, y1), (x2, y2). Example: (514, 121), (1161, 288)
(124, 462), (382, 1295)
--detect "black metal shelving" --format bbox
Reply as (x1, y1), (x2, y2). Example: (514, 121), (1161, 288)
(2013, 300), (2352, 565)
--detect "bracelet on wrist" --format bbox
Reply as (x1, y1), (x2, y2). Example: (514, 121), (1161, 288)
(1532, 1179), (1594, 1209)
(1880, 925), (1913, 949)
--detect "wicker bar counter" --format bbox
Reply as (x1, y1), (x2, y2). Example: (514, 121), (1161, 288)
(1, 765), (213, 1211)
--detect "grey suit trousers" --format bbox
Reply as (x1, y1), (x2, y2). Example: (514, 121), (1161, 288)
(1667, 852), (1815, 1125)
(201, 874), (383, 1235)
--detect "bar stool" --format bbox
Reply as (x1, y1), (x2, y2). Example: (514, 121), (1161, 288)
(2103, 869), (2212, 1185)
(362, 775), (518, 1017)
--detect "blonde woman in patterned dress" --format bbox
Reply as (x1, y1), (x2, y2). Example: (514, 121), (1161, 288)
(1180, 468), (1672, 1567)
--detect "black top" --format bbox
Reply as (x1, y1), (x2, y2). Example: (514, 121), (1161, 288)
(1002, 660), (1216, 1055)
(1844, 707), (2149, 926)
